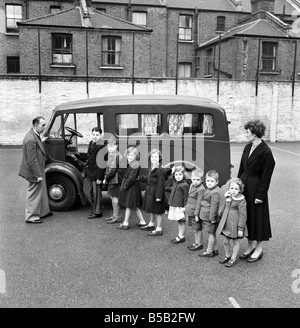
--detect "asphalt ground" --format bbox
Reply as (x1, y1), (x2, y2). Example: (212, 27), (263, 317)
(0, 143), (299, 310)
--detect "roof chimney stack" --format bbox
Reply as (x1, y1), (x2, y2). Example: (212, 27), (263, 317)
(250, 0), (275, 14)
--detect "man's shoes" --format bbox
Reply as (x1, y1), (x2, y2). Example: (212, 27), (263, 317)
(40, 212), (53, 219)
(140, 225), (155, 231)
(107, 217), (122, 224)
(247, 251), (263, 263)
(213, 250), (219, 256)
(148, 230), (163, 236)
(25, 219), (42, 224)
(88, 213), (103, 219)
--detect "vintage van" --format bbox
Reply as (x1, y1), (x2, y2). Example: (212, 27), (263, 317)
(43, 95), (231, 211)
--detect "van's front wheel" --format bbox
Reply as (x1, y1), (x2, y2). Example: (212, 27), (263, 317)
(46, 174), (76, 211)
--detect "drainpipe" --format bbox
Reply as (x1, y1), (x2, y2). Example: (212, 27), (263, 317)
(292, 40), (298, 97)
(127, 0), (132, 21)
(194, 7), (199, 78)
(255, 39), (261, 96)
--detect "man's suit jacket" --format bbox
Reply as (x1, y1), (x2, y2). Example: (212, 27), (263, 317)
(19, 128), (46, 183)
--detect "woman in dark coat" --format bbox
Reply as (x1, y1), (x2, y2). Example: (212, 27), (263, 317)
(140, 149), (166, 236)
(117, 147), (147, 230)
(238, 119), (275, 262)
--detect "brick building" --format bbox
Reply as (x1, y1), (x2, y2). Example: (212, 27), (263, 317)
(196, 0), (300, 81)
(0, 0), (299, 78)
(17, 1), (152, 77)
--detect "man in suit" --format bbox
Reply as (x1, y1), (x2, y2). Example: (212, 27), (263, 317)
(19, 117), (52, 224)
(84, 127), (105, 219)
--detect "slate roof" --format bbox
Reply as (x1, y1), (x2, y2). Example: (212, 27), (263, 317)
(93, 0), (299, 13)
(18, 6), (152, 31)
(239, 0), (298, 15)
(198, 18), (292, 48)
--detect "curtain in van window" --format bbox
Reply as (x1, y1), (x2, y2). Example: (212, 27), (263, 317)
(203, 114), (214, 134)
(142, 114), (158, 135)
(168, 114), (185, 135)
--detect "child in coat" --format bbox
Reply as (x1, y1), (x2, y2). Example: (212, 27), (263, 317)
(140, 149), (166, 236)
(216, 178), (247, 267)
(198, 170), (220, 257)
(117, 147), (146, 230)
(166, 166), (189, 244)
(103, 136), (123, 224)
(83, 127), (105, 219)
(186, 168), (206, 251)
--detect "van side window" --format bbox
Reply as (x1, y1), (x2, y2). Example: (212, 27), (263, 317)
(168, 114), (214, 135)
(116, 114), (162, 136)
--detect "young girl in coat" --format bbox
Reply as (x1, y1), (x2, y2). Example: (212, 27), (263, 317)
(198, 170), (220, 257)
(117, 147), (146, 230)
(216, 178), (247, 267)
(140, 149), (166, 236)
(103, 136), (122, 224)
(186, 168), (206, 251)
(166, 166), (189, 244)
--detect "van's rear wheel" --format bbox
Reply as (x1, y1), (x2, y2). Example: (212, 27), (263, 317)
(46, 174), (76, 211)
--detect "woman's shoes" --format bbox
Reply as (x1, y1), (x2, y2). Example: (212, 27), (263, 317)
(247, 251), (263, 263)
(171, 236), (185, 244)
(239, 248), (255, 259)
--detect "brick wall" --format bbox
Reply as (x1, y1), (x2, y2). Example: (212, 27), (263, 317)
(19, 27), (151, 77)
(0, 78), (299, 145)
(198, 37), (300, 81)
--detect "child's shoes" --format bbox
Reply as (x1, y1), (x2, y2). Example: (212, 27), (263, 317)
(117, 224), (129, 230)
(198, 251), (214, 257)
(189, 244), (204, 251)
(171, 236), (185, 244)
(148, 230), (163, 236)
(225, 259), (237, 267)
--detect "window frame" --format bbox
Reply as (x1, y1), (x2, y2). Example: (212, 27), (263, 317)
(7, 56), (20, 73)
(216, 16), (226, 32)
(50, 5), (61, 14)
(178, 62), (192, 78)
(5, 4), (22, 34)
(132, 11), (147, 26)
(51, 33), (73, 65)
(179, 15), (193, 41)
(261, 41), (278, 72)
(167, 113), (215, 136)
(206, 48), (213, 76)
(115, 113), (162, 136)
(101, 36), (122, 67)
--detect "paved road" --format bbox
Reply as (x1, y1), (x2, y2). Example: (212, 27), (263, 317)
(0, 143), (299, 308)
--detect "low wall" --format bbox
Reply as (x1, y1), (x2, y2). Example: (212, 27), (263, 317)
(0, 78), (299, 145)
